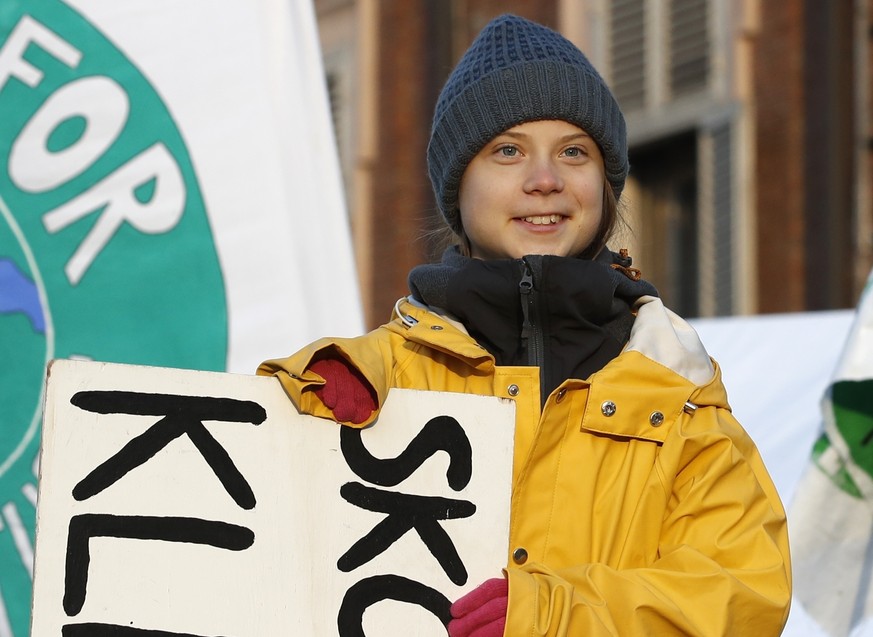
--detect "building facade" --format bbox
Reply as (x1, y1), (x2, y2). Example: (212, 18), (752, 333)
(315, 0), (873, 328)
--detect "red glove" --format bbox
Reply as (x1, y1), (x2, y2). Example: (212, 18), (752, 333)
(448, 577), (508, 637)
(308, 356), (376, 424)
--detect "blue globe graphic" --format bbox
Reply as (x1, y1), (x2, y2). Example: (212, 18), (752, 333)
(0, 232), (48, 488)
(0, 210), (48, 635)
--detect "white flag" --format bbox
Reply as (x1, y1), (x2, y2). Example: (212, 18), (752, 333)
(0, 2), (362, 635)
(790, 270), (873, 636)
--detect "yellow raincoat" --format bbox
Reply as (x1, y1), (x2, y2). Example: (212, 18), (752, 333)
(259, 295), (791, 636)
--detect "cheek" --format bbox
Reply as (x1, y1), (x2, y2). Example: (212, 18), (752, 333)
(458, 174), (479, 222)
(459, 177), (501, 228)
(458, 189), (481, 229)
(577, 176), (604, 205)
(573, 180), (605, 231)
(570, 177), (606, 226)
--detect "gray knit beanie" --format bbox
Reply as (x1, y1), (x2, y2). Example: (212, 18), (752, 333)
(427, 14), (628, 234)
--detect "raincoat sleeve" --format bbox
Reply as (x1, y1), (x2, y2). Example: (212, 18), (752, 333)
(256, 331), (395, 427)
(505, 403), (791, 636)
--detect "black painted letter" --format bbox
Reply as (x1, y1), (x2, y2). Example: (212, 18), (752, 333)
(340, 415), (472, 490)
(64, 513), (254, 616)
(70, 391), (265, 509)
(63, 623), (233, 636)
(337, 482), (474, 585)
(337, 574), (451, 637)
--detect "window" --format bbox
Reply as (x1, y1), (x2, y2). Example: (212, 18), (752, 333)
(605, 0), (741, 316)
(669, 0), (709, 97)
(609, 0), (712, 112)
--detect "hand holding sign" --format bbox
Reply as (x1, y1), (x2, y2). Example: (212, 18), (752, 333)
(448, 578), (508, 637)
(309, 355), (377, 425)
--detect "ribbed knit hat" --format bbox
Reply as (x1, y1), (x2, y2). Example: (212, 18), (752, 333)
(427, 14), (628, 234)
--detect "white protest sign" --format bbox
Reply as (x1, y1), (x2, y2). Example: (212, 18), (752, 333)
(32, 360), (515, 636)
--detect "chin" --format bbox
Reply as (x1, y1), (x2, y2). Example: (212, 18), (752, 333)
(517, 248), (571, 258)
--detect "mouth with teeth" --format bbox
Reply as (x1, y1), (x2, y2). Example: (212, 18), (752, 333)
(521, 214), (564, 225)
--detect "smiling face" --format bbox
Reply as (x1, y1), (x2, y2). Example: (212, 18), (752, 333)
(457, 119), (606, 260)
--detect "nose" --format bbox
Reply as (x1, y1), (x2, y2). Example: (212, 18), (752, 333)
(523, 158), (563, 194)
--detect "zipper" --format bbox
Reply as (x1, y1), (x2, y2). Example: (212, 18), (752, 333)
(519, 257), (547, 404)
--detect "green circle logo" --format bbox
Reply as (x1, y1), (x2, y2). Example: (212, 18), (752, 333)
(1, 2), (228, 633)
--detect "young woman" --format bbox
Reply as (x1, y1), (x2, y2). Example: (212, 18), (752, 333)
(259, 14), (791, 636)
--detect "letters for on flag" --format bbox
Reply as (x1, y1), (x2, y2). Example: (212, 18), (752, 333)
(32, 360), (514, 636)
(790, 270), (873, 636)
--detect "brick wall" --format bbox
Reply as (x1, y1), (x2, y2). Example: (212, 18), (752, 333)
(753, 1), (866, 312)
(753, 2), (807, 312)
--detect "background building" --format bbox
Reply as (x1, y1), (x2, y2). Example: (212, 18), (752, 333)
(316, 0), (873, 328)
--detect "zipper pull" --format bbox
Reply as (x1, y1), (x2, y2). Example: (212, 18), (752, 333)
(519, 259), (533, 339)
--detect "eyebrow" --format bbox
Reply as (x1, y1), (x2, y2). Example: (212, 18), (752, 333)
(496, 129), (593, 143)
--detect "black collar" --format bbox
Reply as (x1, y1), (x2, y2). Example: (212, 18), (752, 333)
(408, 248), (659, 403)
